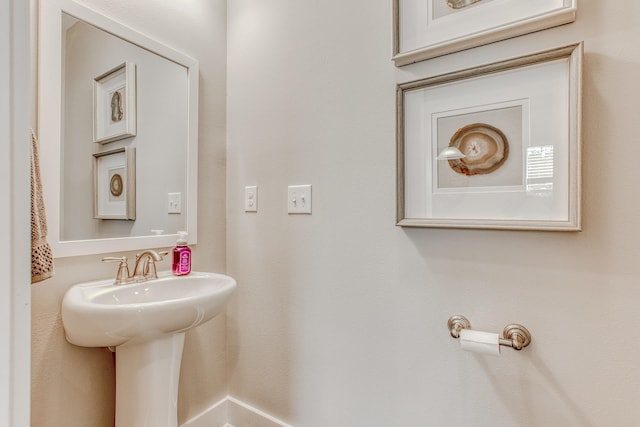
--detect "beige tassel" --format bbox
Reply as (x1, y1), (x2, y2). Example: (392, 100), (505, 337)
(31, 130), (54, 283)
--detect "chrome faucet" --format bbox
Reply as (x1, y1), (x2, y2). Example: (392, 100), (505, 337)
(102, 249), (167, 285)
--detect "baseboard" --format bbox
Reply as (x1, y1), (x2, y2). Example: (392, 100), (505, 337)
(181, 396), (291, 427)
(226, 396), (292, 427)
(181, 397), (228, 427)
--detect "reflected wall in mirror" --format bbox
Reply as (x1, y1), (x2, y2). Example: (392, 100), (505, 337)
(61, 12), (186, 240)
(39, 0), (199, 257)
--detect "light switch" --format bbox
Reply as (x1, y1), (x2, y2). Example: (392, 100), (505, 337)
(168, 192), (181, 214)
(245, 186), (258, 212)
(288, 185), (312, 214)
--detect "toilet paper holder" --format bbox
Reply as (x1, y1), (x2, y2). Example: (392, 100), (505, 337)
(447, 315), (531, 351)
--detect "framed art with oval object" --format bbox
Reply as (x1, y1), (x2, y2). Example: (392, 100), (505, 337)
(396, 43), (582, 231)
(93, 62), (137, 144)
(392, 0), (577, 66)
(93, 147), (136, 220)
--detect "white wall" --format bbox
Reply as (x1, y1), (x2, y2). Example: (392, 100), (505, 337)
(31, 1), (227, 425)
(1, 0), (31, 424)
(227, 1), (640, 426)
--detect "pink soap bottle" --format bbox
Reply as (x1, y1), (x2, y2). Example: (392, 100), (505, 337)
(172, 231), (191, 276)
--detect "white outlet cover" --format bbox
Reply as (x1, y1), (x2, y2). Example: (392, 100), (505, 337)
(245, 186), (258, 212)
(288, 185), (312, 214)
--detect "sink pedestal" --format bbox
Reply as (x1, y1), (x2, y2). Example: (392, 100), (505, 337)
(62, 271), (236, 425)
(115, 333), (186, 427)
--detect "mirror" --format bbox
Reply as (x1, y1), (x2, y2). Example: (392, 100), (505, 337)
(39, 0), (199, 257)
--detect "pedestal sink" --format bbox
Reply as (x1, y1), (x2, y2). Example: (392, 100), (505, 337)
(61, 271), (237, 427)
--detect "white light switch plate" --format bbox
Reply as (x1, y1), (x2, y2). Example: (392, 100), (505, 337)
(245, 186), (258, 212)
(168, 192), (182, 214)
(288, 185), (312, 214)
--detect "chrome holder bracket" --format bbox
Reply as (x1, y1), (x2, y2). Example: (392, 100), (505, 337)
(447, 315), (532, 351)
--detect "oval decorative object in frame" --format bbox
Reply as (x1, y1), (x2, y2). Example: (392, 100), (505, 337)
(447, 123), (509, 176)
(447, 0), (482, 10)
(109, 173), (124, 197)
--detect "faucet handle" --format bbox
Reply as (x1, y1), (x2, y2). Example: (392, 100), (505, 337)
(102, 256), (130, 285)
(102, 256), (127, 262)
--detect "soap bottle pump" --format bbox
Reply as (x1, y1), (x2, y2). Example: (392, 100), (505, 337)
(172, 231), (191, 276)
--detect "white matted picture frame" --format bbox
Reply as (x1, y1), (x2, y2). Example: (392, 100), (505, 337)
(93, 62), (137, 144)
(396, 43), (583, 231)
(392, 0), (577, 66)
(93, 147), (136, 220)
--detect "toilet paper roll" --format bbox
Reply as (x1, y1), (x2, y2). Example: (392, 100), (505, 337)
(459, 329), (500, 356)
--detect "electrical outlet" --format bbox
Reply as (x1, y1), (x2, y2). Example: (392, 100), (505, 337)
(287, 185), (312, 214)
(244, 186), (258, 212)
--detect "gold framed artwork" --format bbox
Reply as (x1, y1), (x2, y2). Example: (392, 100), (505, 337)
(392, 0), (577, 66)
(93, 147), (136, 220)
(396, 43), (583, 230)
(93, 62), (137, 144)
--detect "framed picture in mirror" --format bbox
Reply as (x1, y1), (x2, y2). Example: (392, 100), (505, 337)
(396, 43), (582, 230)
(392, 0), (576, 66)
(93, 62), (137, 144)
(93, 147), (136, 220)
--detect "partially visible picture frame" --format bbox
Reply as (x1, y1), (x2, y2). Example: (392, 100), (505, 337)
(93, 62), (137, 144)
(392, 0), (576, 66)
(93, 147), (136, 220)
(397, 43), (582, 230)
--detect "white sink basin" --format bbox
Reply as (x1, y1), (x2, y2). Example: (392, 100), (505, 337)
(61, 271), (236, 427)
(62, 271), (236, 348)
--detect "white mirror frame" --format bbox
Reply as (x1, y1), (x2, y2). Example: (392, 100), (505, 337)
(39, 0), (199, 257)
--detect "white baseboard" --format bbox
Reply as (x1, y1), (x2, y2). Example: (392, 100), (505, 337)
(181, 396), (291, 427)
(181, 397), (228, 427)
